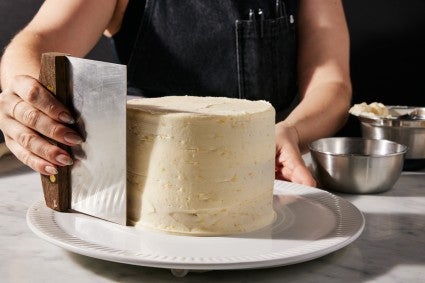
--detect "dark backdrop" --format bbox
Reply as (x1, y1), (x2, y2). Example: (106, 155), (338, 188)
(1, 0), (425, 142)
(0, 0), (116, 143)
(339, 0), (425, 136)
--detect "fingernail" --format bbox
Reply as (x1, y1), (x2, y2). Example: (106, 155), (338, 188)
(58, 112), (75, 124)
(64, 133), (83, 144)
(56, 154), (73, 165)
(45, 165), (58, 175)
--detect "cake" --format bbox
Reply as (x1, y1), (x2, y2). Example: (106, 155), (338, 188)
(126, 96), (276, 235)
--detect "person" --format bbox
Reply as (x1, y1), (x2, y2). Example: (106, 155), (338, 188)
(0, 0), (351, 187)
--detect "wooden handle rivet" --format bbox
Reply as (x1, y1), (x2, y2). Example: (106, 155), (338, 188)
(49, 175), (56, 183)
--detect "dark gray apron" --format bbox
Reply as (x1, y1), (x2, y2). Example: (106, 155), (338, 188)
(114, 0), (298, 112)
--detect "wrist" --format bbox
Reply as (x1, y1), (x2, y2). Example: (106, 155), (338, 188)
(275, 122), (300, 149)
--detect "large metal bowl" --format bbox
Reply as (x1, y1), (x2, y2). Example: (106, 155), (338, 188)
(309, 137), (407, 194)
(357, 106), (425, 170)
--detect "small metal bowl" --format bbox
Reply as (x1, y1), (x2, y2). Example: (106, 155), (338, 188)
(309, 137), (407, 194)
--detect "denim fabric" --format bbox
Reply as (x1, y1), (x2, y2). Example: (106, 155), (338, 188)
(124, 0), (297, 112)
(236, 15), (296, 110)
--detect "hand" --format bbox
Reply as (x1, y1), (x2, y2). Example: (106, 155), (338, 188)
(275, 125), (317, 187)
(0, 75), (82, 175)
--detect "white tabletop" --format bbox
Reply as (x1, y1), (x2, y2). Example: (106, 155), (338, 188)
(1, 153), (424, 283)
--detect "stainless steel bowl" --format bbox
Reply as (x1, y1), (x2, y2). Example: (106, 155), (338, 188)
(357, 106), (425, 160)
(309, 137), (407, 194)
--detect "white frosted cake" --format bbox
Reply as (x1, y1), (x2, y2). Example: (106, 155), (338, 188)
(126, 96), (276, 235)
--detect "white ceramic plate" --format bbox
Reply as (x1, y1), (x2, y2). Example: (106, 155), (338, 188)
(26, 181), (364, 271)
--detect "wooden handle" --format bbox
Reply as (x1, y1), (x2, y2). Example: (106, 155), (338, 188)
(39, 53), (71, 212)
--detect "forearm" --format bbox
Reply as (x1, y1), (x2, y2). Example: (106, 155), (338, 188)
(1, 0), (117, 90)
(277, 81), (351, 153)
(278, 0), (352, 153)
(0, 32), (46, 90)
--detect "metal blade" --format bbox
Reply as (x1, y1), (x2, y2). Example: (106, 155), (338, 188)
(67, 56), (126, 225)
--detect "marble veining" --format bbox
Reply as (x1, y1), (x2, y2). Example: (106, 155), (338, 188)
(0, 154), (424, 282)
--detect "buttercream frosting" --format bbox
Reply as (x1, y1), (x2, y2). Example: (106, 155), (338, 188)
(126, 96), (276, 235)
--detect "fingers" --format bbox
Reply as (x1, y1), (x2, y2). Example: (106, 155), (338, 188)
(3, 75), (83, 145)
(2, 118), (74, 174)
(276, 162), (316, 187)
(275, 156), (317, 187)
(9, 94), (82, 146)
(12, 75), (74, 124)
(5, 135), (59, 176)
(0, 75), (82, 174)
(275, 126), (316, 186)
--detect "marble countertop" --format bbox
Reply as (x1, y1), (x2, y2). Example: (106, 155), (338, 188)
(1, 153), (424, 283)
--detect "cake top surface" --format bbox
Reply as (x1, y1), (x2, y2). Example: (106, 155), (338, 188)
(127, 96), (274, 116)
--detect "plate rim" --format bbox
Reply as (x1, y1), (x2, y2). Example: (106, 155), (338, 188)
(26, 180), (365, 270)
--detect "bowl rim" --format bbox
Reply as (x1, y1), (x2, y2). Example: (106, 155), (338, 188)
(352, 105), (425, 127)
(357, 116), (425, 128)
(309, 137), (408, 157)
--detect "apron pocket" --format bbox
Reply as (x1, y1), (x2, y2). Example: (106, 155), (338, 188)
(235, 16), (296, 112)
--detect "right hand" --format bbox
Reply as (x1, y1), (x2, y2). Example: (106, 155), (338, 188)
(275, 125), (317, 187)
(0, 75), (82, 175)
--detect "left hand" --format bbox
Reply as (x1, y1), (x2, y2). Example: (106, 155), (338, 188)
(275, 125), (316, 187)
